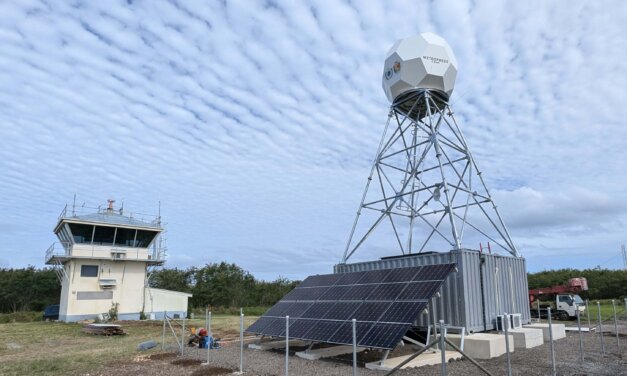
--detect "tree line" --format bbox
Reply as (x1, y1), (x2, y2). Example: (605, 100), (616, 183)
(148, 262), (300, 308)
(0, 264), (624, 313)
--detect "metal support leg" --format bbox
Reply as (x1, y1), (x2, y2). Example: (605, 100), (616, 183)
(352, 318), (358, 376)
(181, 316), (185, 356)
(162, 311), (166, 351)
(547, 308), (556, 376)
(285, 315), (289, 376)
(240, 313), (245, 372)
(503, 313), (512, 376)
(612, 300), (620, 352)
(576, 308), (584, 362)
(597, 301), (605, 355)
(439, 320), (446, 376)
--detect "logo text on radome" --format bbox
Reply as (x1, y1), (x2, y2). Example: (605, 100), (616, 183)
(422, 56), (449, 64)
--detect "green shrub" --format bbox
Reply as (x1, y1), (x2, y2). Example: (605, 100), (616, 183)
(0, 311), (42, 323)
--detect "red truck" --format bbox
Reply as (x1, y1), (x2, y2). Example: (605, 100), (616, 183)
(529, 278), (588, 320)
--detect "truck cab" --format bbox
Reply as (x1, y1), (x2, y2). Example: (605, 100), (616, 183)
(533, 293), (585, 320)
(555, 294), (585, 319)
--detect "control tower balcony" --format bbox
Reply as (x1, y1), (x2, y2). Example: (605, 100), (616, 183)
(45, 241), (166, 265)
(45, 202), (166, 266)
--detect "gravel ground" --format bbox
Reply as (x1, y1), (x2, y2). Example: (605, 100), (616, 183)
(91, 323), (626, 375)
(177, 329), (626, 376)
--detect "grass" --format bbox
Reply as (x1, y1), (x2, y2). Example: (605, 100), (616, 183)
(0, 311), (42, 323)
(0, 314), (258, 376)
(583, 299), (626, 322)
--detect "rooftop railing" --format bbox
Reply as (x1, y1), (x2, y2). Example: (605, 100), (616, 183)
(58, 204), (162, 227)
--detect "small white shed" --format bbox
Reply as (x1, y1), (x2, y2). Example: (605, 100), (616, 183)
(144, 287), (192, 319)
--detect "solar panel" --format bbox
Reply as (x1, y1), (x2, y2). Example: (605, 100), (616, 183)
(335, 271), (366, 285)
(322, 302), (360, 320)
(246, 263), (456, 350)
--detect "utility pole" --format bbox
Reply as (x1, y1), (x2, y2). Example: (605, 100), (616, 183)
(622, 244), (627, 271)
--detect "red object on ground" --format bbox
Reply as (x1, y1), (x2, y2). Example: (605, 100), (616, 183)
(529, 277), (588, 303)
(198, 328), (208, 337)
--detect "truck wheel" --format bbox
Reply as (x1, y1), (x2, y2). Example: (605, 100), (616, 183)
(558, 312), (569, 321)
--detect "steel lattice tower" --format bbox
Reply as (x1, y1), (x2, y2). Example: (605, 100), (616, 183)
(342, 89), (518, 263)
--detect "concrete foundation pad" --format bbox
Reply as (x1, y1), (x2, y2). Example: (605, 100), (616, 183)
(509, 328), (544, 349)
(445, 333), (514, 359)
(524, 323), (566, 341)
(565, 326), (592, 332)
(295, 345), (366, 360)
(366, 350), (462, 371)
(248, 339), (309, 350)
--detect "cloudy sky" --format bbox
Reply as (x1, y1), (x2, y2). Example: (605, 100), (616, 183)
(1, 0), (626, 280)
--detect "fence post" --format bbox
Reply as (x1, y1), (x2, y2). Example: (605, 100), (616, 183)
(586, 299), (591, 328)
(352, 318), (358, 376)
(285, 315), (290, 376)
(207, 311), (212, 363)
(612, 300), (620, 352)
(547, 307), (556, 376)
(576, 308), (584, 362)
(503, 313), (512, 376)
(162, 311), (166, 350)
(597, 301), (605, 355)
(439, 320), (446, 376)
(181, 315), (185, 356)
(240, 312), (245, 373)
(537, 301), (541, 322)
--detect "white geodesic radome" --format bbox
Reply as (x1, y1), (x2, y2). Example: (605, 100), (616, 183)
(382, 32), (458, 103)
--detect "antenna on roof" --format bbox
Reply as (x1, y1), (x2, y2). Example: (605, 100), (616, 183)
(72, 194), (76, 216)
(119, 201), (124, 215)
(107, 199), (115, 213)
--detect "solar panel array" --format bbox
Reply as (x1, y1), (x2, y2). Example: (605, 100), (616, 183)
(246, 263), (456, 349)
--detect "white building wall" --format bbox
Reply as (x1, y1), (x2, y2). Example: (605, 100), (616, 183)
(59, 259), (147, 321)
(144, 288), (192, 319)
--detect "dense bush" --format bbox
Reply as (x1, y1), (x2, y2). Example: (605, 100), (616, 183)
(0, 267), (60, 312)
(0, 311), (43, 323)
(149, 262), (300, 309)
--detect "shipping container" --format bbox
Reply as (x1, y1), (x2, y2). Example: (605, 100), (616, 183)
(334, 249), (530, 332)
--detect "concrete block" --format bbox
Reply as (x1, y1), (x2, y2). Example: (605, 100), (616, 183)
(445, 333), (514, 359)
(248, 339), (308, 350)
(509, 328), (543, 349)
(365, 350), (462, 371)
(295, 345), (366, 360)
(524, 323), (566, 341)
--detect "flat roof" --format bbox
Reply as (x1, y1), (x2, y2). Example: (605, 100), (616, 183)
(56, 212), (163, 232)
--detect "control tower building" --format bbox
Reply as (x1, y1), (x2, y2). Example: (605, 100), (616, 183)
(45, 200), (191, 322)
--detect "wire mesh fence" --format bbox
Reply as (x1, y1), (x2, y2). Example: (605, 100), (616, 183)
(158, 305), (626, 376)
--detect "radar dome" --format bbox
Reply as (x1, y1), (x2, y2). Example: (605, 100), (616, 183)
(382, 32), (458, 103)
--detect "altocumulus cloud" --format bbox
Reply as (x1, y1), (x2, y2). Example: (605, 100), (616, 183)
(0, 0), (626, 279)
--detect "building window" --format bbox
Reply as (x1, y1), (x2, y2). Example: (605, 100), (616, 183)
(93, 226), (115, 245)
(81, 265), (99, 277)
(135, 230), (158, 248)
(68, 223), (94, 244)
(114, 227), (137, 247)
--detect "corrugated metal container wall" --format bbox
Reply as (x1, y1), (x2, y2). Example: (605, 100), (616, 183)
(334, 250), (530, 332)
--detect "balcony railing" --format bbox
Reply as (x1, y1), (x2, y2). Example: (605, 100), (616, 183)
(45, 242), (71, 264)
(45, 242), (166, 264)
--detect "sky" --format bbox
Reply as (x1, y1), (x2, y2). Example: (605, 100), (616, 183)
(0, 0), (626, 281)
